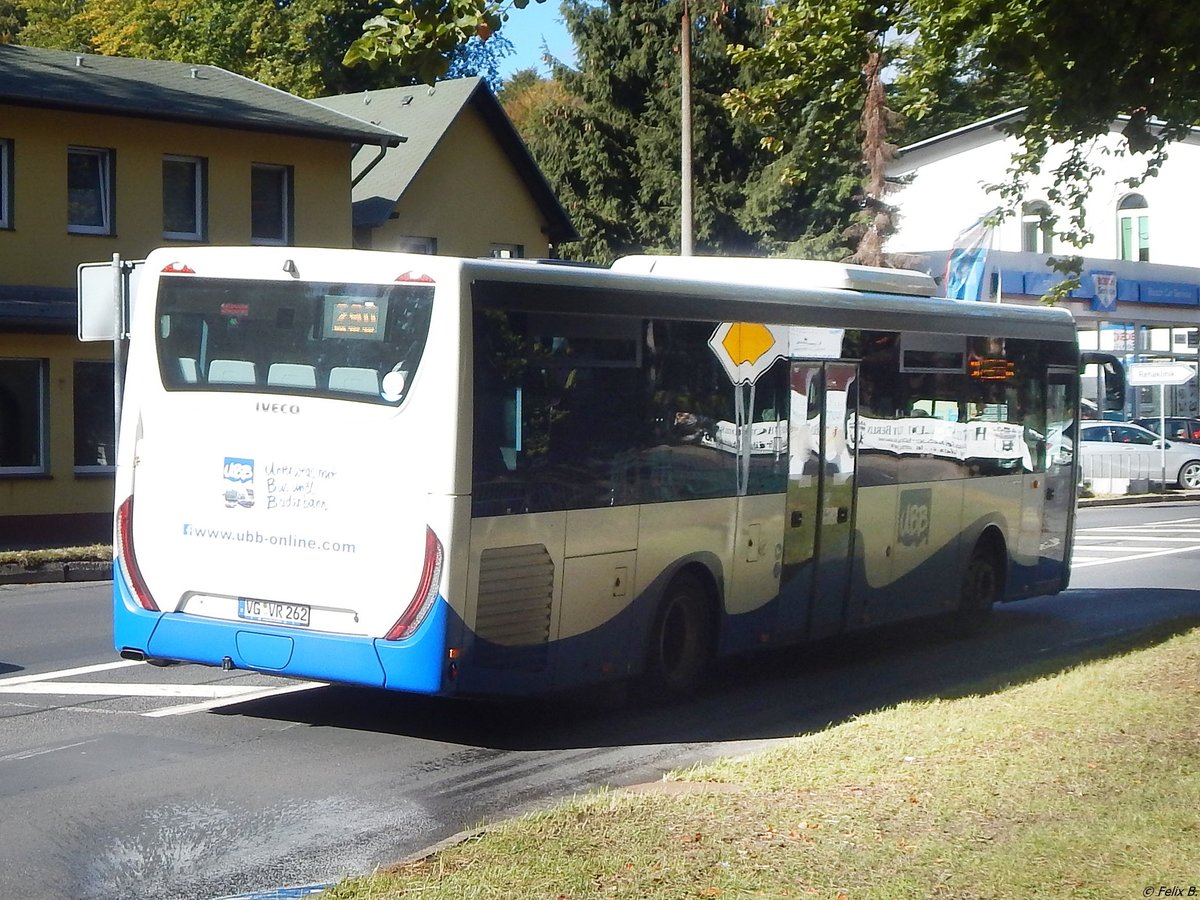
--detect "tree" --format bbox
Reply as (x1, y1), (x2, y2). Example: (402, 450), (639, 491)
(348, 0), (862, 262)
(724, 2), (919, 266)
(11, 0), (513, 97)
(885, 40), (1026, 146)
(444, 33), (514, 93)
(345, 0), (543, 86)
(506, 0), (853, 264)
(498, 66), (576, 135)
(0, 1), (25, 43)
(727, 0), (1200, 271)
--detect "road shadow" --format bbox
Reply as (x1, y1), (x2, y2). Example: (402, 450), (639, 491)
(0, 663), (23, 677)
(210, 587), (1200, 751)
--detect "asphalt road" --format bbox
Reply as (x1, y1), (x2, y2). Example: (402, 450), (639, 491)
(1, 501), (1198, 900)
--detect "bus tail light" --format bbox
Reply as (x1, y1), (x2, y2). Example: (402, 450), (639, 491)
(117, 496), (159, 611)
(383, 527), (443, 641)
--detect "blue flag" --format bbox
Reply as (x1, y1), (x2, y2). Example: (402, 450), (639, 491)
(944, 209), (999, 300)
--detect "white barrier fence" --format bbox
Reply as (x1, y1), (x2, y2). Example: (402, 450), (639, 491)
(1080, 450), (1172, 495)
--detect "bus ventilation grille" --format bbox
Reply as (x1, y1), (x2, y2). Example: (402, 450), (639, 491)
(475, 543), (554, 672)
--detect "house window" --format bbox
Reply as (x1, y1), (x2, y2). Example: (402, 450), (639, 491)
(490, 243), (524, 259)
(1021, 200), (1053, 253)
(0, 359), (47, 474)
(251, 163), (292, 245)
(67, 146), (115, 235)
(395, 235), (437, 254)
(163, 155), (206, 241)
(74, 361), (115, 473)
(1118, 193), (1150, 262)
(0, 138), (11, 229)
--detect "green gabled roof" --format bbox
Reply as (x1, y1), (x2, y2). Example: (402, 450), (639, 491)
(316, 77), (578, 243)
(0, 43), (401, 148)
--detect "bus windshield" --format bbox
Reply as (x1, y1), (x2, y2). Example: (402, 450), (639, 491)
(155, 275), (435, 404)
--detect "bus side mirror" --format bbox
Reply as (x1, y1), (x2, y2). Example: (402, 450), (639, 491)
(1080, 351), (1126, 413)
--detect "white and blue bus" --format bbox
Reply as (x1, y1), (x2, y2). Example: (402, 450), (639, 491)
(108, 247), (1081, 698)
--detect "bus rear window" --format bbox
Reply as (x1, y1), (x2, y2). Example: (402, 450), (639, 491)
(155, 276), (434, 404)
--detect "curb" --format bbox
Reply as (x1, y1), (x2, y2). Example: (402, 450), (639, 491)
(0, 560), (112, 586)
(1079, 490), (1200, 507)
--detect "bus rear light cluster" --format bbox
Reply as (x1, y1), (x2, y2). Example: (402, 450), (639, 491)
(160, 262), (195, 274)
(383, 526), (444, 641)
(117, 496), (159, 611)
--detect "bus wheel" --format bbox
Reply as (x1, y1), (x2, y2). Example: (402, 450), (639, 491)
(1177, 460), (1200, 490)
(954, 542), (1001, 635)
(645, 573), (714, 700)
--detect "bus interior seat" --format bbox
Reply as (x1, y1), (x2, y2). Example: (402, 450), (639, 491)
(328, 366), (380, 395)
(208, 359), (257, 385)
(268, 362), (317, 389)
(178, 357), (199, 383)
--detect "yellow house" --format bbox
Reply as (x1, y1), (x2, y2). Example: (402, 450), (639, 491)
(316, 78), (578, 258)
(0, 43), (400, 548)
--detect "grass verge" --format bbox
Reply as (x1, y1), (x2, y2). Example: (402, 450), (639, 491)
(324, 626), (1199, 899)
(0, 544), (111, 567)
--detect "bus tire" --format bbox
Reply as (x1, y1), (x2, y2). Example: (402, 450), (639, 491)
(954, 540), (1002, 635)
(644, 572), (714, 700)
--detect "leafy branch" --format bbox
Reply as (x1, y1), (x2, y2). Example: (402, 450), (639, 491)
(344, 0), (544, 84)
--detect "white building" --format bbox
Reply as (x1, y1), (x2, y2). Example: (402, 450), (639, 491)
(887, 110), (1200, 419)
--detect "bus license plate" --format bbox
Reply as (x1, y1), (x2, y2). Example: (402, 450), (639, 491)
(237, 598), (311, 628)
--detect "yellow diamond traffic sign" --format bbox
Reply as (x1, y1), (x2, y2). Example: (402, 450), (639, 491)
(721, 322), (775, 366)
(708, 322), (788, 384)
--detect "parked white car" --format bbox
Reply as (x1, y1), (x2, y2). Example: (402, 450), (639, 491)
(1076, 421), (1200, 490)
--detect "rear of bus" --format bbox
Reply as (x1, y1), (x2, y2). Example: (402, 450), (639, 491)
(113, 247), (467, 694)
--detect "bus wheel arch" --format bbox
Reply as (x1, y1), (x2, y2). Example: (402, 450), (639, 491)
(643, 564), (718, 700)
(955, 528), (1006, 635)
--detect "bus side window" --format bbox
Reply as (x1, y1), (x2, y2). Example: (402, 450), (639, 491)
(471, 316), (514, 485)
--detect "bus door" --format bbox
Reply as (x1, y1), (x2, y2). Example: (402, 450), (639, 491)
(1037, 367), (1079, 591)
(779, 361), (858, 640)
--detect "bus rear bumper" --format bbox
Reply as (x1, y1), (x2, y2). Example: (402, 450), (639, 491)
(113, 571), (451, 694)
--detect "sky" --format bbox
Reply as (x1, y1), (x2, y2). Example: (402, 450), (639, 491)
(496, 0), (576, 80)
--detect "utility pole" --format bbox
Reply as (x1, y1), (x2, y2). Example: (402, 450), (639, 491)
(680, 0), (694, 256)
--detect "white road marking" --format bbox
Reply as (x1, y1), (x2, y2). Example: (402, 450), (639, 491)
(143, 681), (326, 718)
(0, 739), (100, 763)
(1073, 543), (1200, 568)
(1079, 524), (1200, 533)
(0, 659), (141, 687)
(1077, 535), (1200, 543)
(0, 658), (324, 716)
(1073, 519), (1200, 568)
(1073, 545), (1175, 552)
(0, 682), (278, 699)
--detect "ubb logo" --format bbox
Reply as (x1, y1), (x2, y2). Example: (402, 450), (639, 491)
(898, 488), (931, 547)
(224, 459), (254, 483)
(223, 457), (255, 509)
